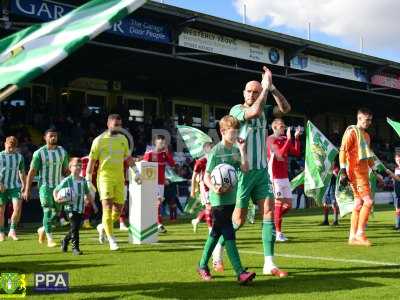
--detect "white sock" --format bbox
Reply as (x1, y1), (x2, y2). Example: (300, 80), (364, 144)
(264, 256), (275, 268)
(158, 224), (163, 228)
(212, 243), (224, 263)
(208, 227), (212, 234)
(46, 233), (53, 241)
(356, 229), (364, 237)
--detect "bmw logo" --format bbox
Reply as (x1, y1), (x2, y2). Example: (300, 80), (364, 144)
(269, 48), (280, 64)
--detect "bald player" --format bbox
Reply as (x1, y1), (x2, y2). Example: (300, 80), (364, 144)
(213, 66), (291, 277)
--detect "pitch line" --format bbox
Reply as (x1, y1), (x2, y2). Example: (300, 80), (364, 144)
(89, 238), (399, 266)
(157, 243), (400, 266)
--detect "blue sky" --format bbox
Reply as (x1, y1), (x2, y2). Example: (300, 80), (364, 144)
(164, 0), (399, 63)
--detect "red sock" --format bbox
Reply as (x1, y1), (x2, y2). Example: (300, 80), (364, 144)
(157, 202), (163, 225)
(332, 206), (338, 215)
(197, 210), (206, 221)
(83, 203), (93, 221)
(205, 208), (212, 228)
(333, 205), (339, 222)
(120, 202), (128, 223)
(323, 206), (329, 216)
(274, 202), (283, 232)
(169, 206), (177, 220)
(281, 202), (292, 215)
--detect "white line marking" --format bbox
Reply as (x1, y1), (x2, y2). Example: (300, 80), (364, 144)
(157, 243), (400, 266)
(88, 237), (399, 266)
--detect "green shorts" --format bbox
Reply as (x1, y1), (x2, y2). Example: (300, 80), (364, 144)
(0, 188), (21, 205)
(39, 186), (58, 210)
(236, 169), (273, 209)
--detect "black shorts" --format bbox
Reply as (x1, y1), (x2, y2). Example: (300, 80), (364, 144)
(210, 204), (235, 241)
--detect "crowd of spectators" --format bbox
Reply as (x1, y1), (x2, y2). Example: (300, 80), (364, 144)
(0, 101), (398, 206)
(0, 101), (195, 186)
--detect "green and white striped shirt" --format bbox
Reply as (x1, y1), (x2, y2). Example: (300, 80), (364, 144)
(55, 175), (89, 213)
(0, 151), (25, 189)
(31, 145), (68, 188)
(230, 104), (272, 170)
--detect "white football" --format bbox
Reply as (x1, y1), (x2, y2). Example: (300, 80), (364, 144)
(210, 163), (237, 191)
(58, 187), (75, 203)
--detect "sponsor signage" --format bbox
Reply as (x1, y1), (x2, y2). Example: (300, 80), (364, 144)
(11, 0), (171, 44)
(179, 27), (284, 66)
(290, 54), (368, 83)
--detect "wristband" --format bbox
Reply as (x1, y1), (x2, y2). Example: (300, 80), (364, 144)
(269, 84), (276, 92)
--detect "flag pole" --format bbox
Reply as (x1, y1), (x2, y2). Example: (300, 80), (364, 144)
(0, 85), (18, 103)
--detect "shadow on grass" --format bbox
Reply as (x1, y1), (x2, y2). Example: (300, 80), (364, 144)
(65, 268), (395, 299)
(284, 265), (400, 274)
(0, 259), (108, 274)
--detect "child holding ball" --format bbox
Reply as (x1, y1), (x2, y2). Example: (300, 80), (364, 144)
(197, 115), (255, 284)
(54, 157), (96, 255)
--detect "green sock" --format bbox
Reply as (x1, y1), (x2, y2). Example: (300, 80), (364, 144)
(218, 222), (240, 247)
(10, 223), (16, 230)
(51, 208), (58, 223)
(43, 208), (53, 234)
(0, 226), (4, 233)
(262, 220), (276, 256)
(218, 235), (225, 246)
(225, 240), (244, 276)
(199, 235), (219, 268)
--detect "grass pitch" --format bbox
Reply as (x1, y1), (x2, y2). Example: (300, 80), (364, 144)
(0, 205), (399, 299)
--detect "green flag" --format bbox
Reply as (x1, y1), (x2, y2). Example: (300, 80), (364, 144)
(290, 171), (304, 191)
(165, 167), (186, 183)
(184, 193), (203, 215)
(371, 155), (386, 173)
(387, 118), (400, 138)
(0, 0), (147, 95)
(336, 155), (385, 218)
(335, 169), (354, 217)
(336, 170), (380, 218)
(304, 121), (338, 204)
(177, 125), (212, 159)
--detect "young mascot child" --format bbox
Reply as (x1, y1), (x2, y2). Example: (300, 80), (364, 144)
(197, 115), (256, 284)
(54, 157), (96, 255)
